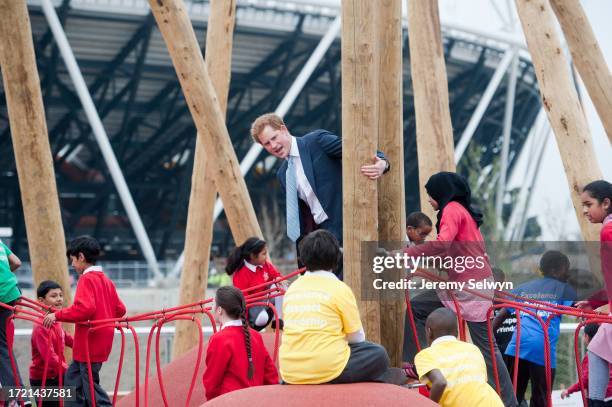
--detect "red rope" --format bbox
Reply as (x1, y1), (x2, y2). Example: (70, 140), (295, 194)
(113, 324), (127, 406)
(488, 302), (554, 406)
(447, 290), (466, 341)
(485, 307), (502, 396)
(512, 311), (521, 395)
(153, 315), (205, 407)
(83, 329), (98, 407)
(6, 314), (25, 407)
(402, 269), (603, 407)
(124, 324), (141, 407)
(572, 317), (612, 407)
(154, 317), (170, 407)
(143, 322), (158, 407)
(38, 328), (54, 407)
(574, 321), (588, 407)
(185, 318), (204, 407)
(404, 288), (421, 353)
(4, 265), (608, 407)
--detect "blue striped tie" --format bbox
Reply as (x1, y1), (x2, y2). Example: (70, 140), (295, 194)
(286, 157), (300, 242)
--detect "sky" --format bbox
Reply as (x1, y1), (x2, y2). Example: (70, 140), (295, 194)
(437, 0), (612, 240)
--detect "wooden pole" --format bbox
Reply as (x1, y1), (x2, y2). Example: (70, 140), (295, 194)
(172, 0), (236, 359)
(515, 0), (602, 242)
(550, 0), (612, 144)
(147, 1), (262, 241)
(0, 0), (72, 301)
(342, 0), (381, 343)
(407, 0), (456, 221)
(377, 0), (405, 366)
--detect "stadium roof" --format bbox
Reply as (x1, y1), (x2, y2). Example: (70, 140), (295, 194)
(0, 0), (542, 261)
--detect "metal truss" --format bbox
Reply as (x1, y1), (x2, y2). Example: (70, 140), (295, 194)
(0, 4), (542, 261)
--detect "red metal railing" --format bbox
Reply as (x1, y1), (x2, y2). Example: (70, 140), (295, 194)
(2, 266), (610, 407)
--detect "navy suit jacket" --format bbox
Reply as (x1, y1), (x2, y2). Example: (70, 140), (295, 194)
(277, 129), (388, 245)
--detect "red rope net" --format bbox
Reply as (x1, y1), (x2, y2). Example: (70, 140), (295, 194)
(1, 267), (610, 407)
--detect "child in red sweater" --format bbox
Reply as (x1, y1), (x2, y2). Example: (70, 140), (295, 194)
(226, 238), (286, 331)
(30, 280), (74, 407)
(43, 236), (126, 407)
(561, 323), (612, 403)
(203, 286), (279, 400)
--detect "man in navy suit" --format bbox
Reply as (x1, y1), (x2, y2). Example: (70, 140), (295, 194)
(250, 113), (389, 274)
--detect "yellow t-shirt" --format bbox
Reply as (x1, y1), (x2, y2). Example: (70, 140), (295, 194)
(279, 272), (362, 384)
(415, 337), (504, 407)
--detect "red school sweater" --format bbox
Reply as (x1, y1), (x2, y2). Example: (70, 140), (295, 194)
(203, 325), (279, 400)
(588, 221), (612, 309)
(566, 353), (612, 398)
(54, 269), (126, 363)
(232, 261), (282, 295)
(30, 323), (74, 380)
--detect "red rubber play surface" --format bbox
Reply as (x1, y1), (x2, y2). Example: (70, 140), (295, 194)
(117, 331), (435, 407)
(202, 382), (437, 407)
(117, 332), (279, 407)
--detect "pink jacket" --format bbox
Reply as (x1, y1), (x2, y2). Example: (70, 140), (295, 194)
(587, 216), (612, 363)
(404, 202), (493, 322)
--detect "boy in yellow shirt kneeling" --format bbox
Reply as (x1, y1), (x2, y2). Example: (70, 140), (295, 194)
(415, 307), (504, 407)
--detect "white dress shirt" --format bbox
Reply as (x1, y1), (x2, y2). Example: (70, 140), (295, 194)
(83, 265), (103, 275)
(288, 137), (329, 225)
(244, 260), (259, 272)
(221, 319), (243, 330)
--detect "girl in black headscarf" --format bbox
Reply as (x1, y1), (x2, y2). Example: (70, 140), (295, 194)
(424, 171), (483, 234)
(403, 172), (517, 407)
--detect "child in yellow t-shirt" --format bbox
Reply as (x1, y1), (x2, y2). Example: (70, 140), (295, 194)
(415, 307), (504, 407)
(279, 230), (393, 385)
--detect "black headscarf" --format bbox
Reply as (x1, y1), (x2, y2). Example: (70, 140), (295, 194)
(424, 172), (483, 233)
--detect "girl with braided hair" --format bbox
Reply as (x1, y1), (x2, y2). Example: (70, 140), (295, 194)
(226, 237), (287, 331)
(203, 286), (279, 400)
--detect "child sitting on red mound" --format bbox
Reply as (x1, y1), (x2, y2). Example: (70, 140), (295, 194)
(280, 230), (404, 385)
(226, 237), (286, 331)
(203, 286), (279, 400)
(415, 307), (503, 407)
(43, 236), (126, 407)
